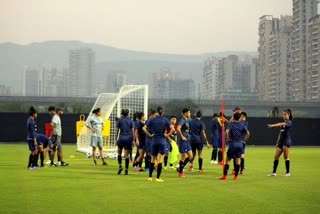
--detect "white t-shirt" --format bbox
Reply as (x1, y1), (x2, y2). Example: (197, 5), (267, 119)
(86, 115), (104, 137)
(52, 114), (62, 136)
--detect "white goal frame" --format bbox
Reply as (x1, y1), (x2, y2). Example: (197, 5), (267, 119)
(76, 85), (148, 158)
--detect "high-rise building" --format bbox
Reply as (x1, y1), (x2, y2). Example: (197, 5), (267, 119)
(106, 71), (128, 93)
(23, 66), (41, 96)
(151, 68), (194, 99)
(306, 14), (320, 101)
(291, 0), (318, 101)
(217, 55), (257, 100)
(23, 65), (68, 97)
(258, 15), (277, 101)
(41, 65), (67, 97)
(268, 16), (293, 101)
(202, 57), (219, 100)
(250, 58), (258, 93)
(68, 48), (95, 97)
(0, 85), (13, 96)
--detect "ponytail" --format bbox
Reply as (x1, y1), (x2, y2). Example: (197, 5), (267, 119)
(121, 109), (129, 117)
(92, 108), (101, 114)
(29, 106), (37, 116)
(284, 109), (293, 121)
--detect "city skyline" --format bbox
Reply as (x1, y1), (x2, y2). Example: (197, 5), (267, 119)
(1, 0), (292, 54)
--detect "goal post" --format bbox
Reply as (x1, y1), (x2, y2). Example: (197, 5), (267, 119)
(76, 85), (148, 158)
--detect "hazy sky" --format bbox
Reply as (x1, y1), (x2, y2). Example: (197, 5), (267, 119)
(1, 0), (293, 54)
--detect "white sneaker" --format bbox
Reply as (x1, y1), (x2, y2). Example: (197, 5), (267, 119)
(55, 161), (61, 166)
(45, 160), (51, 164)
(267, 173), (277, 176)
(210, 160), (214, 164)
(285, 173), (291, 177)
(214, 161), (218, 164)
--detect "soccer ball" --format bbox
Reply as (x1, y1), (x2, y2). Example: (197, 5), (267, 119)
(86, 152), (92, 158)
(96, 152), (101, 159)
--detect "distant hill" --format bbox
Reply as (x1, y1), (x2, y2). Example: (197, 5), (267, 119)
(0, 40), (257, 94)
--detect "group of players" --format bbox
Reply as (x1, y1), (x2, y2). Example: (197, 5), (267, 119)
(26, 106), (69, 169)
(102, 105), (252, 182)
(27, 103), (293, 181)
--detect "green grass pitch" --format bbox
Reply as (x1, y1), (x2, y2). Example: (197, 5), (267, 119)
(0, 144), (319, 214)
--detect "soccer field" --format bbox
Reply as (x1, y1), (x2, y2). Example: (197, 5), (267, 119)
(0, 144), (319, 214)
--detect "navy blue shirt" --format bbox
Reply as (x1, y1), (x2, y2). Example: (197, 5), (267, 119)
(135, 120), (146, 143)
(27, 117), (37, 140)
(117, 117), (135, 136)
(37, 133), (51, 145)
(210, 118), (219, 136)
(190, 118), (206, 143)
(146, 115), (171, 139)
(279, 120), (292, 143)
(240, 121), (249, 141)
(178, 117), (191, 140)
(226, 122), (248, 142)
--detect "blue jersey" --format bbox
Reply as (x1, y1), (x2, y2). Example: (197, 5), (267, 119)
(240, 121), (249, 141)
(37, 133), (49, 143)
(27, 117), (37, 140)
(279, 120), (292, 144)
(146, 115), (171, 139)
(189, 119), (206, 143)
(226, 122), (248, 143)
(117, 117), (135, 136)
(135, 120), (146, 143)
(178, 117), (191, 140)
(210, 118), (219, 136)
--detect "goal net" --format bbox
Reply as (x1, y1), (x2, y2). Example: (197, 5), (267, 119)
(76, 85), (148, 158)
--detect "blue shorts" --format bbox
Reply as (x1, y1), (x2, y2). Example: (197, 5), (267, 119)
(137, 140), (146, 150)
(211, 135), (222, 148)
(27, 139), (37, 151)
(165, 141), (172, 153)
(227, 142), (243, 159)
(151, 139), (166, 156)
(241, 143), (246, 154)
(118, 135), (133, 151)
(277, 139), (291, 149)
(179, 140), (192, 153)
(191, 143), (203, 151)
(146, 137), (152, 153)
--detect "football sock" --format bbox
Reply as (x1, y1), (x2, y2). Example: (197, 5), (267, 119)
(145, 155), (151, 169)
(125, 158), (129, 170)
(157, 163), (163, 179)
(40, 151), (44, 166)
(149, 163), (155, 178)
(218, 151), (222, 162)
(129, 151), (132, 161)
(28, 154), (33, 167)
(285, 160), (290, 173)
(240, 158), (245, 171)
(235, 164), (240, 176)
(117, 155), (122, 168)
(212, 148), (218, 161)
(273, 160), (279, 173)
(36, 152), (39, 166)
(233, 159), (236, 170)
(164, 156), (168, 167)
(179, 160), (184, 173)
(32, 154), (37, 167)
(199, 158), (203, 170)
(223, 164), (229, 176)
(183, 158), (190, 165)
